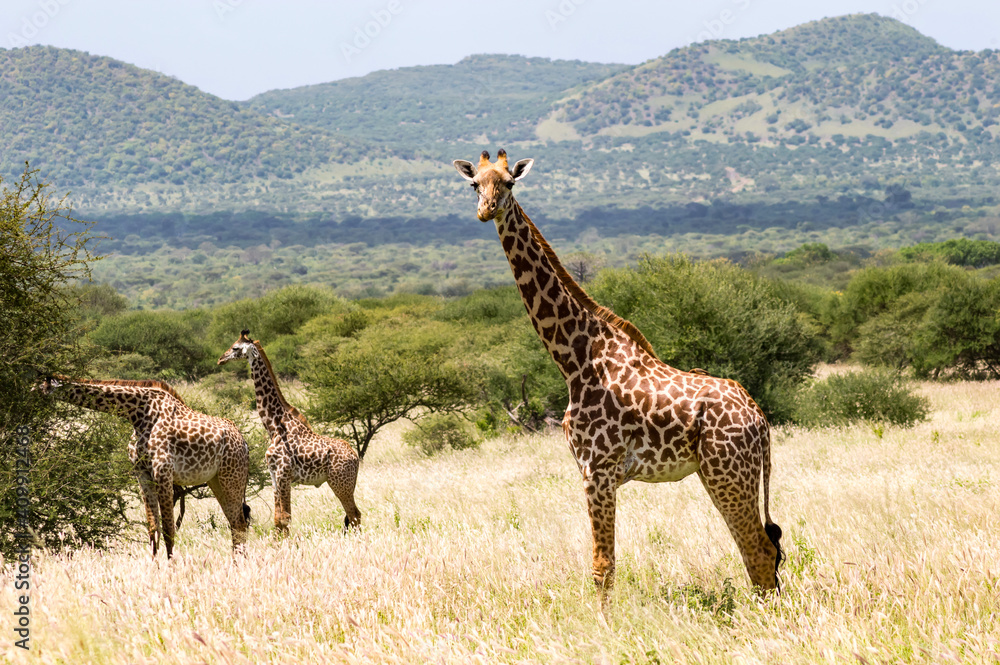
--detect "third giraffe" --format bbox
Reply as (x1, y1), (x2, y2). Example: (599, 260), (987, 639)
(453, 150), (784, 597)
(219, 330), (361, 534)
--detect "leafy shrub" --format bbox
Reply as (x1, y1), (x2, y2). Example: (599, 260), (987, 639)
(304, 318), (481, 458)
(793, 368), (929, 428)
(898, 238), (1000, 268)
(87, 310), (212, 379)
(846, 265), (1000, 378)
(590, 255), (822, 422)
(831, 261), (967, 352)
(403, 413), (480, 455)
(436, 285), (525, 325)
(207, 284), (342, 349)
(86, 351), (159, 380)
(0, 166), (134, 557)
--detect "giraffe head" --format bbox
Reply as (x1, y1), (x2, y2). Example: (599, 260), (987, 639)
(217, 330), (256, 365)
(453, 149), (533, 221)
(32, 376), (63, 395)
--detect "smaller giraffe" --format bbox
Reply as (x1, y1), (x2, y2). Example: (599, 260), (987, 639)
(218, 330), (361, 534)
(36, 376), (250, 558)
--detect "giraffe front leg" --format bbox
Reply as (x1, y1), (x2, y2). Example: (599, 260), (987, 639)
(273, 473), (292, 537)
(583, 468), (618, 599)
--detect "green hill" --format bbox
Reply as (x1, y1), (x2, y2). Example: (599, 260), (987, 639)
(0, 46), (382, 193)
(247, 54), (627, 149)
(4, 14), (1000, 251)
(549, 14), (996, 144)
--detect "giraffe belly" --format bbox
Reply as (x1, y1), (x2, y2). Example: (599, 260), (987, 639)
(628, 457), (699, 484)
(173, 467), (217, 486)
(293, 465), (326, 487)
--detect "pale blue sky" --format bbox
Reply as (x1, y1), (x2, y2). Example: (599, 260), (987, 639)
(2, 0), (998, 100)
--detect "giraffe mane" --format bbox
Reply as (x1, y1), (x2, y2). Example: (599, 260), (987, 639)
(54, 375), (187, 404)
(251, 342), (312, 428)
(514, 204), (660, 360)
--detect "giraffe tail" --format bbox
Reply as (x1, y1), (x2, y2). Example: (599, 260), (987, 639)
(762, 422), (784, 588)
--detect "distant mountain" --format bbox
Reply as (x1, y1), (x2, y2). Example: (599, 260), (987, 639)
(547, 14), (995, 143)
(247, 54), (627, 148)
(2, 15), (999, 222)
(0, 46), (378, 194)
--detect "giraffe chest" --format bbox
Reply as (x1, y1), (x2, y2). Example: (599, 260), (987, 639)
(564, 373), (702, 485)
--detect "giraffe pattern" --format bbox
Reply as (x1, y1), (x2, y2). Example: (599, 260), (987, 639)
(218, 330), (361, 534)
(453, 150), (784, 596)
(36, 376), (250, 558)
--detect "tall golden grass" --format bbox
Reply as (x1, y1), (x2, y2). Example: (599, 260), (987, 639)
(2, 379), (998, 663)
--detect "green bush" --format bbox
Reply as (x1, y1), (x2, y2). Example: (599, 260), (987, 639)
(403, 413), (480, 455)
(589, 255), (822, 422)
(831, 261), (967, 353)
(208, 284), (342, 349)
(87, 310), (212, 379)
(793, 368), (929, 428)
(436, 286), (526, 325)
(846, 265), (1000, 378)
(898, 238), (1000, 268)
(0, 166), (135, 558)
(304, 317), (482, 458)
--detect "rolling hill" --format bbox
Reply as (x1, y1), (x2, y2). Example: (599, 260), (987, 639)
(5, 13), (1000, 307)
(4, 15), (1000, 220)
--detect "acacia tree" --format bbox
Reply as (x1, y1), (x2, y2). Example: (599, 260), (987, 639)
(304, 319), (479, 458)
(0, 165), (133, 557)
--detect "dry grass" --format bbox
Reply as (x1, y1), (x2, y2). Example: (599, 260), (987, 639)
(3, 380), (999, 664)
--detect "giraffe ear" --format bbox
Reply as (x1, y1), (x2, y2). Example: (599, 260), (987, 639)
(453, 160), (477, 182)
(509, 158), (534, 181)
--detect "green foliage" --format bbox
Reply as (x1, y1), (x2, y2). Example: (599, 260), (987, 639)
(436, 286), (526, 326)
(402, 413), (481, 456)
(838, 262), (1000, 378)
(304, 318), (482, 458)
(793, 368), (929, 428)
(0, 166), (134, 557)
(87, 310), (212, 380)
(775, 242), (836, 265)
(898, 238), (1000, 268)
(590, 255), (822, 422)
(207, 285), (343, 348)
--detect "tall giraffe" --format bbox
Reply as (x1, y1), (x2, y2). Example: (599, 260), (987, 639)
(453, 150), (784, 595)
(36, 376), (250, 558)
(218, 330), (361, 534)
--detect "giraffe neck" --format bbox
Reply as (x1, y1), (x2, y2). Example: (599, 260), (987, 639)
(52, 381), (169, 428)
(247, 345), (307, 439)
(495, 201), (607, 379)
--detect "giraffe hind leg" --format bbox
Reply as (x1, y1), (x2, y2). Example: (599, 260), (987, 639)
(155, 475), (177, 559)
(207, 475), (248, 554)
(328, 463), (361, 531)
(696, 444), (779, 592)
(173, 485), (186, 531)
(136, 470), (161, 557)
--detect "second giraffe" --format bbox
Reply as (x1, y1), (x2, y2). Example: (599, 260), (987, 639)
(218, 330), (362, 534)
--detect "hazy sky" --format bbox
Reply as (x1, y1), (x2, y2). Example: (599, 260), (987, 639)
(3, 0), (998, 100)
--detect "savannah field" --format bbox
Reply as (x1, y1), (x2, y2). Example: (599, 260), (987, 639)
(2, 376), (998, 664)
